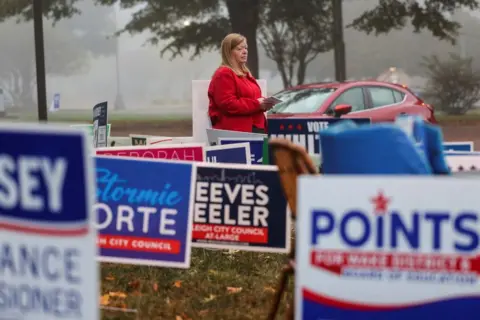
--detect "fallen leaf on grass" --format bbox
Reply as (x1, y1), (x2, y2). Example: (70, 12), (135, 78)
(223, 249), (240, 255)
(153, 282), (159, 292)
(128, 280), (140, 290)
(203, 294), (217, 302)
(109, 292), (127, 299)
(131, 290), (142, 296)
(173, 280), (183, 288)
(263, 286), (276, 293)
(226, 287), (243, 294)
(208, 269), (218, 275)
(99, 294), (110, 306)
(105, 275), (115, 281)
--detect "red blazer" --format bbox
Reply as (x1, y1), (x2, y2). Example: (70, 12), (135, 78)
(208, 66), (267, 133)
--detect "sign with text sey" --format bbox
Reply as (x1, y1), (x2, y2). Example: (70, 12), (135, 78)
(94, 156), (196, 268)
(268, 118), (371, 154)
(0, 124), (98, 320)
(95, 143), (205, 162)
(192, 163), (290, 253)
(205, 143), (251, 164)
(296, 176), (480, 320)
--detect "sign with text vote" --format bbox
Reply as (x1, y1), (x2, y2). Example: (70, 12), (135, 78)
(268, 118), (371, 155)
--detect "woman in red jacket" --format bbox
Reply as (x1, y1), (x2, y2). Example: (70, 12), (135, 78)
(208, 33), (274, 133)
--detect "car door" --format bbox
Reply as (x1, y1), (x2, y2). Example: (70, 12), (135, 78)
(325, 87), (369, 116)
(353, 86), (406, 122)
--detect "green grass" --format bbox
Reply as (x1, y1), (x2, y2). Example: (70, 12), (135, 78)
(3, 110), (192, 123)
(434, 109), (480, 122)
(100, 249), (292, 319)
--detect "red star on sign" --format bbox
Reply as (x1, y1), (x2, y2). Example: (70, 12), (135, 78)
(280, 124), (285, 130)
(371, 191), (390, 214)
(288, 124), (293, 130)
(297, 124), (302, 130)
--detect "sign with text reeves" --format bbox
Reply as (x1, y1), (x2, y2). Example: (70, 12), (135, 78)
(94, 156), (196, 268)
(192, 163), (291, 253)
(268, 118), (371, 155)
(0, 124), (98, 320)
(296, 176), (480, 320)
(95, 143), (205, 162)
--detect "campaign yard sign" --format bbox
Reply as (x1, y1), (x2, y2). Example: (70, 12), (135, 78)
(268, 118), (371, 155)
(93, 101), (108, 148)
(205, 143), (251, 164)
(296, 176), (480, 320)
(192, 163), (291, 253)
(218, 137), (264, 165)
(0, 123), (98, 320)
(443, 141), (474, 152)
(95, 143), (205, 162)
(94, 156), (196, 268)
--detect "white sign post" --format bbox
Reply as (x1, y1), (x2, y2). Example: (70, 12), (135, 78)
(296, 176), (480, 319)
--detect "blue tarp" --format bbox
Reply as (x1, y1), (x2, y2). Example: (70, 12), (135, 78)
(319, 119), (450, 175)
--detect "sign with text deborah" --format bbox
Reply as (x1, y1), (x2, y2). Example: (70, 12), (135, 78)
(296, 176), (480, 320)
(95, 143), (205, 161)
(0, 123), (98, 320)
(205, 143), (251, 164)
(94, 156), (196, 268)
(268, 118), (371, 155)
(192, 163), (290, 253)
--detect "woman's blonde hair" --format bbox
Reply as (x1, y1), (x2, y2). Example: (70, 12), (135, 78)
(220, 33), (251, 76)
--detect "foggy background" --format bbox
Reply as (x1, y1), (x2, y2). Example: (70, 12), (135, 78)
(1, 0), (480, 114)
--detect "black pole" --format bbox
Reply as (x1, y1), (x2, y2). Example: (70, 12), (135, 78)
(332, 0), (346, 81)
(33, 0), (48, 121)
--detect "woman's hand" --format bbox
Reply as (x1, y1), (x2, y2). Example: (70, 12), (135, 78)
(258, 97), (274, 111)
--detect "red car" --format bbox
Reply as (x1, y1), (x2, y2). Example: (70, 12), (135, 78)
(267, 80), (437, 123)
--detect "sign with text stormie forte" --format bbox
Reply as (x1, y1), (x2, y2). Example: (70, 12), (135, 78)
(192, 163), (290, 252)
(296, 176), (480, 320)
(95, 144), (205, 162)
(94, 156), (196, 268)
(0, 124), (98, 320)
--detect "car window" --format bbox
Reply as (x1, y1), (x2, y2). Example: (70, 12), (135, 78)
(268, 88), (337, 114)
(392, 90), (405, 103)
(329, 87), (366, 112)
(368, 87), (397, 107)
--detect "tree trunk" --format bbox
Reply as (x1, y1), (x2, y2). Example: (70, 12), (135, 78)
(226, 0), (260, 78)
(296, 59), (307, 85)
